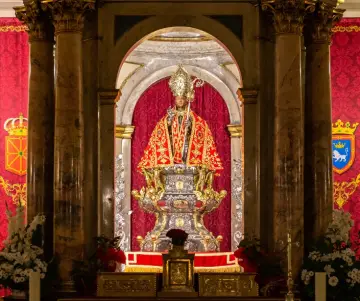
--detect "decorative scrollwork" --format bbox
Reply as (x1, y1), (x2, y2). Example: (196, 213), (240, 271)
(114, 154), (129, 250)
(0, 176), (26, 206)
(231, 159), (243, 250)
(333, 174), (360, 208)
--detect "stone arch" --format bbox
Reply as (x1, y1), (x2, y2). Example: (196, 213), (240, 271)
(117, 65), (241, 125)
(109, 15), (245, 89)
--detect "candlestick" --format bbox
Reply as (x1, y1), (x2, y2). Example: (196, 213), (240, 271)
(286, 233), (294, 301)
(315, 272), (326, 301)
(29, 270), (41, 301)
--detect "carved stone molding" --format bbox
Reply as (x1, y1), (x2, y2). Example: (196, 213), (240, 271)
(99, 90), (118, 106)
(307, 2), (344, 44)
(14, 1), (53, 42)
(261, 0), (316, 35)
(236, 88), (258, 105)
(115, 125), (135, 139)
(41, 0), (95, 34)
(227, 124), (242, 138)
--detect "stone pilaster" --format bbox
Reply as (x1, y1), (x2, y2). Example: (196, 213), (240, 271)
(98, 91), (117, 238)
(41, 0), (95, 291)
(237, 89), (259, 240)
(304, 3), (344, 249)
(261, 0), (315, 275)
(15, 1), (55, 260)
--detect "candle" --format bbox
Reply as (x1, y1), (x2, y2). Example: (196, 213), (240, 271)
(29, 270), (41, 301)
(315, 272), (326, 301)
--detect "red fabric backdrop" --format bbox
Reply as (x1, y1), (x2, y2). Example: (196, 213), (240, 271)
(0, 18), (29, 249)
(331, 18), (360, 251)
(131, 78), (231, 251)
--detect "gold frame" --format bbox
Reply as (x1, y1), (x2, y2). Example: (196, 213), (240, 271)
(96, 272), (157, 297)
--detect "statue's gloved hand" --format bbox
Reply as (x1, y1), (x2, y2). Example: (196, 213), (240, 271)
(167, 107), (175, 125)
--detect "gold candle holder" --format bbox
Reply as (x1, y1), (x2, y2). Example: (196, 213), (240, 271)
(285, 233), (294, 301)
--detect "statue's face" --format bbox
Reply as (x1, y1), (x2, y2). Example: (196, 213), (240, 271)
(175, 96), (188, 109)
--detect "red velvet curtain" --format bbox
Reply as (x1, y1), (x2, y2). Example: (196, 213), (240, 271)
(331, 18), (360, 253)
(131, 78), (231, 251)
(0, 18), (29, 249)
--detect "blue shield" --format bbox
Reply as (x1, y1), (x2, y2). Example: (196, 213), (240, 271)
(332, 135), (355, 174)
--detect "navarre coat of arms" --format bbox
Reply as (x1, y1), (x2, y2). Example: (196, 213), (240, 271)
(332, 119), (358, 175)
(4, 114), (27, 176)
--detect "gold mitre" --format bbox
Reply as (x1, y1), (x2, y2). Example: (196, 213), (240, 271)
(169, 65), (194, 100)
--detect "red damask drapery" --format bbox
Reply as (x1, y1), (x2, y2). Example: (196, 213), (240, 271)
(331, 18), (360, 252)
(131, 78), (231, 251)
(0, 18), (29, 249)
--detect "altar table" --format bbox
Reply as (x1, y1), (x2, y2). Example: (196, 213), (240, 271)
(124, 252), (241, 273)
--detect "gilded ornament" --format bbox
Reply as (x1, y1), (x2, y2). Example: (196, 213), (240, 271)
(97, 272), (157, 297)
(227, 124), (242, 138)
(333, 174), (360, 208)
(0, 176), (27, 206)
(115, 125), (135, 139)
(198, 273), (259, 297)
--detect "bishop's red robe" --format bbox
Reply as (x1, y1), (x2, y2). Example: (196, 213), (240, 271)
(137, 111), (223, 171)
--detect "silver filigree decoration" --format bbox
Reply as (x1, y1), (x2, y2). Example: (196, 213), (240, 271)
(232, 158), (244, 250)
(114, 154), (130, 250)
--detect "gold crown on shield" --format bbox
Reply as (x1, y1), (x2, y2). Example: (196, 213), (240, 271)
(169, 65), (204, 100)
(332, 119), (359, 135)
(4, 113), (28, 136)
(333, 141), (345, 149)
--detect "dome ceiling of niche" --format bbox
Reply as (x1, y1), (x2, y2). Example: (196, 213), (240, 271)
(118, 29), (241, 89)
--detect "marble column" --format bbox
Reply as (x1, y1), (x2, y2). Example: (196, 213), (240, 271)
(304, 5), (344, 246)
(41, 0), (95, 290)
(99, 91), (118, 238)
(115, 125), (135, 251)
(15, 1), (54, 260)
(237, 89), (259, 239)
(261, 0), (313, 275)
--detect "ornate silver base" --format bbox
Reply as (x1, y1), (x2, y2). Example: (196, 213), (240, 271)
(133, 165), (226, 252)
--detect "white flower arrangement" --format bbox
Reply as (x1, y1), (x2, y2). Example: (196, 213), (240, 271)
(301, 210), (360, 301)
(0, 203), (47, 290)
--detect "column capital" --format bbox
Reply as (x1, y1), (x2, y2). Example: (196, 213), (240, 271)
(227, 124), (242, 138)
(115, 125), (135, 139)
(14, 1), (53, 42)
(261, 0), (316, 35)
(41, 0), (95, 34)
(306, 3), (344, 44)
(236, 88), (258, 105)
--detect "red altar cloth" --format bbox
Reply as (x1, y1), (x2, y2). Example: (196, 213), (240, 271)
(125, 252), (241, 273)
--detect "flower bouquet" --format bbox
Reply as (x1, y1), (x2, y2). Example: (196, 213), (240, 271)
(233, 235), (284, 296)
(301, 210), (360, 301)
(0, 203), (47, 294)
(72, 235), (126, 295)
(166, 229), (188, 246)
